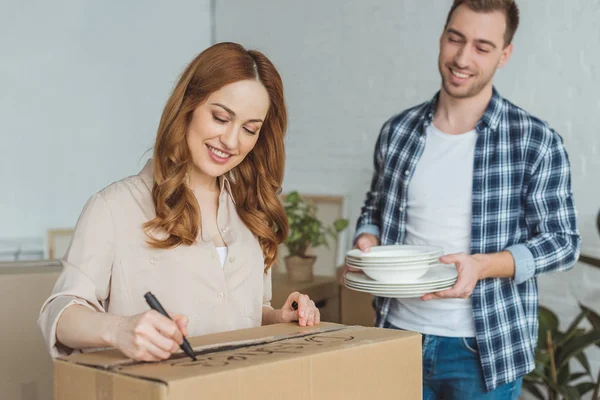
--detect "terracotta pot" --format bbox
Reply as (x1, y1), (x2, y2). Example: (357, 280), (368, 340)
(284, 255), (317, 283)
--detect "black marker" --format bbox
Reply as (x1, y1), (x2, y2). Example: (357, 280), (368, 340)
(144, 291), (197, 361)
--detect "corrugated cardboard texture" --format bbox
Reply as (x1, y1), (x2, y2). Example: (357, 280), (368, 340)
(56, 323), (421, 399)
(0, 265), (62, 400)
(54, 361), (167, 400)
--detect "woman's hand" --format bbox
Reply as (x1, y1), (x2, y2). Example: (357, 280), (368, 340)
(278, 292), (320, 327)
(109, 310), (189, 361)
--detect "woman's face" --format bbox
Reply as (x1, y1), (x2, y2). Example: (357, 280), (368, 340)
(186, 79), (270, 183)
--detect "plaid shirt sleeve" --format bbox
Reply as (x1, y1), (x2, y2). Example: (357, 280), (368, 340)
(507, 127), (580, 284)
(353, 119), (393, 243)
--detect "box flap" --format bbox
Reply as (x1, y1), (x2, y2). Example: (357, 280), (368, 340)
(61, 323), (337, 368)
(61, 322), (418, 385)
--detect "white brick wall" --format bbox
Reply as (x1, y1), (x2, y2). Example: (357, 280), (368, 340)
(216, 0), (600, 383)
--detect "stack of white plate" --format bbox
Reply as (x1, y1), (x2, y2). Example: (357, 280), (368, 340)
(344, 245), (457, 298)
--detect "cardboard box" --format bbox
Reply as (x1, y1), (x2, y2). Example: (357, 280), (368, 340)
(55, 322), (421, 400)
(336, 266), (376, 327)
(0, 263), (62, 400)
(272, 273), (340, 323)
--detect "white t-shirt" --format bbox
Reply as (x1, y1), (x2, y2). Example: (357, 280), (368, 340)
(216, 246), (228, 268)
(387, 122), (477, 337)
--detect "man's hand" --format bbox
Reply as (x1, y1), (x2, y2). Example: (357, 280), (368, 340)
(421, 253), (484, 301)
(340, 233), (379, 283)
(421, 251), (515, 300)
(354, 233), (379, 253)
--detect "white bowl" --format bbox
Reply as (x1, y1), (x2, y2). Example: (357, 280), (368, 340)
(362, 265), (432, 283)
(346, 245), (443, 260)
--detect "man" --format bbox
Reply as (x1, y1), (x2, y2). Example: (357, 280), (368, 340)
(352, 0), (580, 398)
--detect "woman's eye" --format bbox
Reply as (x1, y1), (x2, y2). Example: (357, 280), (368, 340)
(213, 116), (228, 123)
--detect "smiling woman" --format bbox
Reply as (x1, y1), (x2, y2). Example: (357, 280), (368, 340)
(146, 43), (286, 269)
(38, 42), (321, 363)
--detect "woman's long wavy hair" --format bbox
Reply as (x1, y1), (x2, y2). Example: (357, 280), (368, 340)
(143, 42), (288, 271)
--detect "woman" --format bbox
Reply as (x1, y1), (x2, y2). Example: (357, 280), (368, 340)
(38, 42), (320, 362)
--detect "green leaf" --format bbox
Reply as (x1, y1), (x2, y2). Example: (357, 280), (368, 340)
(580, 303), (600, 331)
(286, 191), (299, 205)
(333, 218), (349, 232)
(524, 372), (542, 382)
(574, 352), (592, 376)
(539, 306), (559, 332)
(535, 350), (551, 365)
(528, 364), (546, 380)
(557, 362), (570, 386)
(522, 381), (547, 400)
(556, 330), (600, 368)
(592, 369), (600, 400)
(539, 306), (559, 346)
(562, 385), (581, 400)
(560, 310), (589, 346)
(541, 374), (563, 393)
(574, 382), (596, 396)
(569, 372), (589, 382)
(289, 231), (302, 243)
(580, 304), (600, 349)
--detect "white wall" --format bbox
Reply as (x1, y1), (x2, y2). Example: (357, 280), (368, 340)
(0, 1), (213, 253)
(216, 0), (600, 384)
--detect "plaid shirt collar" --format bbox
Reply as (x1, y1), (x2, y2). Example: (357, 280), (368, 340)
(419, 86), (504, 133)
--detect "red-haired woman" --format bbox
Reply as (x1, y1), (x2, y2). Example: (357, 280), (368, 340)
(39, 42), (320, 361)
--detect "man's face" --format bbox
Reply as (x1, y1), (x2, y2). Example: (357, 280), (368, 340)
(438, 4), (513, 99)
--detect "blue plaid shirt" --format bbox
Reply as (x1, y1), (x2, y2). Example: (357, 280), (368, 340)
(355, 88), (580, 391)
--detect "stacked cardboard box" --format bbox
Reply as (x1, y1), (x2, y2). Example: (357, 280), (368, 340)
(0, 264), (62, 400)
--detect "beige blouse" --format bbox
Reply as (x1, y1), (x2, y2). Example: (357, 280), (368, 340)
(38, 160), (271, 357)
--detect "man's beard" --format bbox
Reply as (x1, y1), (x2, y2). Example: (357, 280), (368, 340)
(439, 64), (493, 99)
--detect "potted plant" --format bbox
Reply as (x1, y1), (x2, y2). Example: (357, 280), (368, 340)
(523, 303), (600, 400)
(282, 191), (348, 283)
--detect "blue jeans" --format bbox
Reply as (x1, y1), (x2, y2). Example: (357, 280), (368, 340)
(383, 320), (522, 399)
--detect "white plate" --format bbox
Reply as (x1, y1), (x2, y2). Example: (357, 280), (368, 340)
(344, 278), (456, 290)
(344, 281), (456, 292)
(346, 245), (443, 260)
(346, 262), (451, 283)
(344, 278), (456, 291)
(344, 266), (457, 286)
(346, 255), (442, 264)
(344, 286), (455, 295)
(343, 284), (455, 298)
